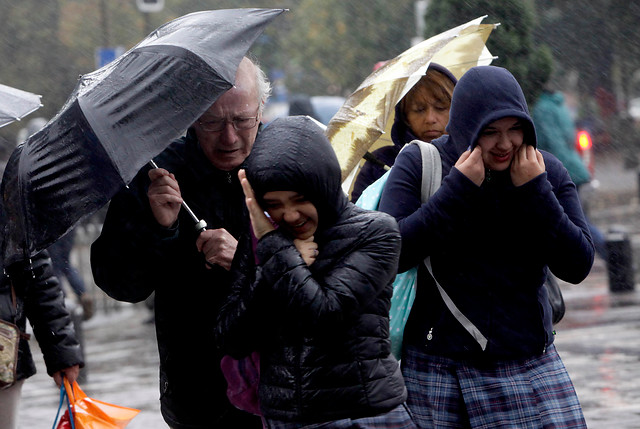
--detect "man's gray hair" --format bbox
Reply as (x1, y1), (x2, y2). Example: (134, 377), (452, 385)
(247, 55), (271, 113)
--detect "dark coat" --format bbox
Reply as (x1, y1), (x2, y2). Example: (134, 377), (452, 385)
(216, 116), (407, 423)
(0, 250), (83, 381)
(379, 66), (594, 360)
(90, 129), (261, 429)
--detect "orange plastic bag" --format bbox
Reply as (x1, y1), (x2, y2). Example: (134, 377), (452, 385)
(56, 378), (140, 429)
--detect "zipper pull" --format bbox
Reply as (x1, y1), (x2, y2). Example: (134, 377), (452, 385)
(226, 172), (232, 184)
(426, 327), (434, 342)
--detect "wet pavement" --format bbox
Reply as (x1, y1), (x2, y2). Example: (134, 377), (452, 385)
(17, 258), (640, 428)
(554, 258), (640, 428)
(19, 304), (164, 428)
(16, 153), (640, 428)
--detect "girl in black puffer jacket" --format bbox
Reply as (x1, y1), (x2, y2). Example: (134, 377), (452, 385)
(216, 116), (414, 428)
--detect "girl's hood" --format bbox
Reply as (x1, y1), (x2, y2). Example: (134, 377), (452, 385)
(245, 116), (347, 231)
(446, 66), (537, 153)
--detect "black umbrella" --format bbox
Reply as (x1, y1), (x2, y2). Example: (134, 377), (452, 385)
(0, 8), (285, 266)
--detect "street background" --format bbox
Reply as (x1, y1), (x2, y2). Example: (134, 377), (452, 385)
(14, 151), (640, 428)
(1, 1), (638, 428)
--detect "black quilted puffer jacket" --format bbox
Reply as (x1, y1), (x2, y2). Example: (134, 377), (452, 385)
(216, 116), (406, 423)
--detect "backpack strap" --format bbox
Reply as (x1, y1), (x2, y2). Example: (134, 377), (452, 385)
(412, 140), (488, 351)
(412, 140), (441, 204)
(425, 258), (488, 350)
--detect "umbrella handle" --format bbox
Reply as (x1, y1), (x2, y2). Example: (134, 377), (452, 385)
(194, 219), (207, 233)
(148, 160), (207, 233)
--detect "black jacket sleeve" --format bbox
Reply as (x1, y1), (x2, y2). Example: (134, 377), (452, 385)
(215, 229), (261, 358)
(91, 173), (179, 303)
(9, 250), (84, 376)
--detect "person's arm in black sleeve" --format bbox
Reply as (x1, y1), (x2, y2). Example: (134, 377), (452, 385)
(351, 146), (397, 202)
(215, 229), (261, 358)
(91, 172), (178, 303)
(10, 250), (84, 381)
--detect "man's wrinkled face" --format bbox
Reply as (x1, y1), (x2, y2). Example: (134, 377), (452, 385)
(194, 62), (261, 171)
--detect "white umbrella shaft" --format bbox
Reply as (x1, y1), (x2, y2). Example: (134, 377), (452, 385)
(148, 160), (207, 232)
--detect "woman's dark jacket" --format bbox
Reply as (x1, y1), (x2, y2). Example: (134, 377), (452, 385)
(378, 66), (594, 360)
(216, 116), (407, 423)
(91, 128), (259, 428)
(0, 250), (83, 381)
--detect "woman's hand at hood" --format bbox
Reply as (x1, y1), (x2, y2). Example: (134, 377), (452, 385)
(511, 145), (545, 187)
(239, 169), (275, 240)
(454, 146), (485, 186)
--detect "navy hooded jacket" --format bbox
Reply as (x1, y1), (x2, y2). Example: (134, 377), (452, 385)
(378, 66), (594, 359)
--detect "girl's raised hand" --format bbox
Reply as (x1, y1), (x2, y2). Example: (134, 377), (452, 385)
(511, 144), (545, 186)
(455, 146), (485, 186)
(239, 169), (275, 240)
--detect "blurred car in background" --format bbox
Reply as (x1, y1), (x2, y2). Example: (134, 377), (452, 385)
(262, 94), (346, 125)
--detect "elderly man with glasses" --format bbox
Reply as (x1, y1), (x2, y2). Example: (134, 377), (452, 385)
(90, 57), (269, 429)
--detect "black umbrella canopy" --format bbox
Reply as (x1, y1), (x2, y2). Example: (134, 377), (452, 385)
(1, 8), (285, 266)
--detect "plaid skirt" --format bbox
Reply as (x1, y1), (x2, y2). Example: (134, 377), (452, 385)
(263, 403), (417, 429)
(402, 344), (587, 429)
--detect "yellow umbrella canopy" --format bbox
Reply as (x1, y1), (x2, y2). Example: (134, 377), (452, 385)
(326, 16), (497, 185)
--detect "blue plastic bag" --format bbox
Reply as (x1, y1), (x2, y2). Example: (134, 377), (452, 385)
(356, 170), (416, 360)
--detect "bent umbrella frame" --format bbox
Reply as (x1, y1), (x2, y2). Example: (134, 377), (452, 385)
(326, 16), (497, 192)
(0, 8), (286, 267)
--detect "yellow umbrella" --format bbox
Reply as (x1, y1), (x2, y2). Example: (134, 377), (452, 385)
(326, 16), (497, 187)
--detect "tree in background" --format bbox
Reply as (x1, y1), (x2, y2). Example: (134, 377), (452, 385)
(1, 0), (639, 155)
(425, 0), (552, 105)
(0, 0), (288, 145)
(0, 1), (77, 122)
(535, 0), (640, 159)
(282, 0), (418, 96)
(0, 0), (150, 148)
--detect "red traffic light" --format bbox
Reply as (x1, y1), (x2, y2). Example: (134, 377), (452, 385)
(577, 130), (592, 151)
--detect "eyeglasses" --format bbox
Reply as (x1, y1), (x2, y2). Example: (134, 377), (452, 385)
(197, 110), (260, 132)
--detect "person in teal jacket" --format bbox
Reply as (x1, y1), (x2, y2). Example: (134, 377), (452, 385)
(532, 89), (607, 258)
(532, 91), (591, 185)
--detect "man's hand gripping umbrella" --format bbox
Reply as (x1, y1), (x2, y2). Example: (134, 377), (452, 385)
(148, 160), (237, 271)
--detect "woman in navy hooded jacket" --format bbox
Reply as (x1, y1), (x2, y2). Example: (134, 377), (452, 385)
(378, 66), (593, 428)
